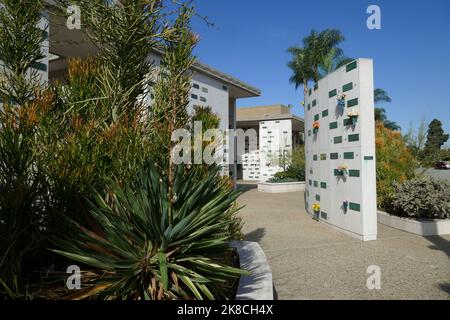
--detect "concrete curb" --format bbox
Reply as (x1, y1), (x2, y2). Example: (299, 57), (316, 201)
(257, 181), (305, 193)
(377, 210), (450, 236)
(230, 241), (274, 300)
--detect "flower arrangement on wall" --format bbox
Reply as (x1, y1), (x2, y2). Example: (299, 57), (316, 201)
(312, 121), (320, 133)
(312, 203), (321, 220)
(337, 93), (346, 107)
(337, 165), (348, 176)
(347, 109), (359, 125)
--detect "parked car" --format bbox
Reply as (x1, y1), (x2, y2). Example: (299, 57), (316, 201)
(434, 161), (450, 170)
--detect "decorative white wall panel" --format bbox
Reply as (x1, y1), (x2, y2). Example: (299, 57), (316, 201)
(304, 59), (377, 241)
(259, 119), (293, 182)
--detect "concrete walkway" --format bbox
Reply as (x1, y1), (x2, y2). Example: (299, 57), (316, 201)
(237, 183), (450, 300)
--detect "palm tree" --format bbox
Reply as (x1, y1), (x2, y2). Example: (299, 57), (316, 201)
(373, 88), (400, 131)
(319, 49), (354, 78)
(287, 46), (314, 96)
(287, 28), (345, 94)
(303, 29), (345, 82)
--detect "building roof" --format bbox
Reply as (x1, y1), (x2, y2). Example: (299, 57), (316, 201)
(237, 104), (304, 131)
(46, 9), (261, 99)
(192, 60), (261, 97)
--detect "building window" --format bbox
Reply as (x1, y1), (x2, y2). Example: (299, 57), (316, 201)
(329, 89), (337, 98)
(334, 136), (343, 144)
(222, 85), (228, 91)
(200, 97), (207, 102)
(191, 94), (198, 100)
(346, 60), (357, 72)
(342, 82), (353, 92)
(347, 98), (358, 107)
(202, 87), (208, 93)
(192, 83), (200, 89)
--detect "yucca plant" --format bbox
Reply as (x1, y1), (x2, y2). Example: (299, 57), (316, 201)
(51, 161), (247, 300)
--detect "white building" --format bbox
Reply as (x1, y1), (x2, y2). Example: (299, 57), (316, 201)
(236, 105), (305, 182)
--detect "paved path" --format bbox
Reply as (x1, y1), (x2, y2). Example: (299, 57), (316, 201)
(237, 184), (450, 300)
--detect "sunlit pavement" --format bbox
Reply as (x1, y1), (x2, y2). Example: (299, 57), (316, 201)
(237, 183), (450, 300)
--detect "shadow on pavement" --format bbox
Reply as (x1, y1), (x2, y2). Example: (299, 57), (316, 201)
(244, 227), (266, 243)
(237, 183), (257, 194)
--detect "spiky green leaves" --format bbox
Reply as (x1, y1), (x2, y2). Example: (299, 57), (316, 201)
(51, 161), (247, 300)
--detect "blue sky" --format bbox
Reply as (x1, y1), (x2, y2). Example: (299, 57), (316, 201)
(191, 0), (450, 141)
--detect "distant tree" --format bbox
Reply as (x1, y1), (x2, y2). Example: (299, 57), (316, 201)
(404, 117), (427, 158)
(423, 119), (449, 155)
(373, 88), (400, 131)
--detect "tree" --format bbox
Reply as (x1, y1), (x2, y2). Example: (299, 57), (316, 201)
(405, 117), (427, 158)
(423, 119), (449, 156)
(287, 28), (345, 94)
(287, 47), (314, 96)
(373, 88), (400, 131)
(375, 122), (416, 209)
(319, 48), (353, 78)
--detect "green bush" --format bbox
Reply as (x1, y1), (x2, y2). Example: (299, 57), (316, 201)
(268, 166), (305, 183)
(390, 176), (450, 219)
(51, 161), (246, 300)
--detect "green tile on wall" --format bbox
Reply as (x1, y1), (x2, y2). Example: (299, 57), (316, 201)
(348, 134), (360, 142)
(329, 122), (338, 129)
(309, 180), (312, 186)
(343, 118), (353, 126)
(31, 62), (47, 72)
(313, 181), (318, 187)
(308, 130), (311, 136)
(320, 211), (328, 219)
(364, 156), (374, 160)
(346, 60), (357, 72)
(320, 182), (327, 189)
(330, 152), (339, 160)
(309, 88), (312, 96)
(320, 154), (327, 160)
(344, 152), (354, 159)
(349, 202), (360, 212)
(322, 109), (329, 117)
(329, 89), (337, 98)
(334, 136), (343, 144)
(312, 99), (317, 107)
(314, 83), (318, 91)
(307, 104), (311, 110)
(314, 114), (320, 121)
(313, 154), (318, 161)
(347, 98), (358, 107)
(349, 169), (360, 177)
(342, 82), (353, 92)
(315, 195), (320, 201)
(334, 169), (342, 176)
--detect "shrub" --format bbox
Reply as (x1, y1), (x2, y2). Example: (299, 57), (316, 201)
(390, 176), (450, 219)
(267, 146), (305, 183)
(268, 166), (305, 183)
(375, 122), (417, 209)
(51, 161), (246, 300)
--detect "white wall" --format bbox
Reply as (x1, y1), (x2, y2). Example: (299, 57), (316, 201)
(259, 119), (293, 182)
(304, 59), (377, 241)
(146, 53), (230, 131)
